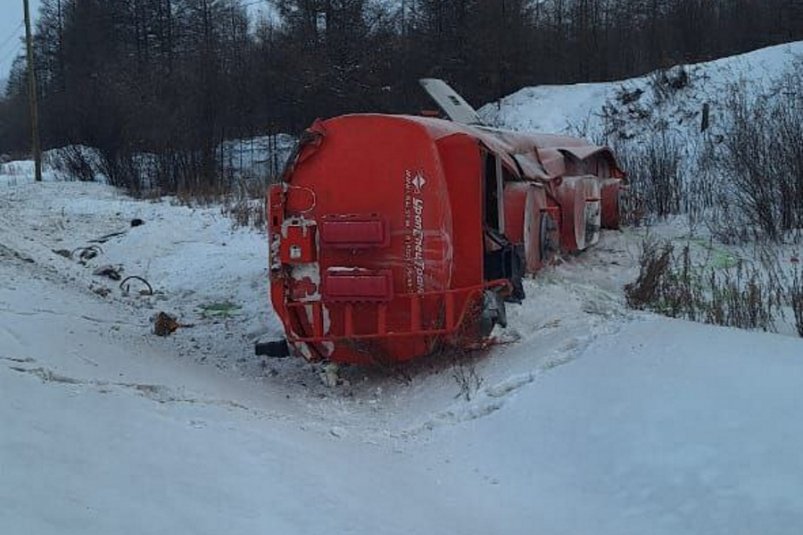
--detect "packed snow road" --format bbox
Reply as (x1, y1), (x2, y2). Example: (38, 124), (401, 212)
(2, 178), (803, 534)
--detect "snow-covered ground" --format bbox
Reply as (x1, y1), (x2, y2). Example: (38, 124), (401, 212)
(3, 42), (803, 533)
(3, 166), (803, 534)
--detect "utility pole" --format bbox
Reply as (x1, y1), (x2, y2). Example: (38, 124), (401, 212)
(23, 0), (42, 182)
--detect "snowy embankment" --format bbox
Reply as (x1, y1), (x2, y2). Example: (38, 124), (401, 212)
(480, 41), (803, 143)
(3, 43), (803, 534)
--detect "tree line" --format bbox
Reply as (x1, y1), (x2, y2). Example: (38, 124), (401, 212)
(0, 0), (800, 192)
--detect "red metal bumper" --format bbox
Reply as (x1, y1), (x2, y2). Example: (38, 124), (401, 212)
(282, 280), (509, 344)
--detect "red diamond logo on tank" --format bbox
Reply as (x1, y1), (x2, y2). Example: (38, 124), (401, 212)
(411, 172), (427, 193)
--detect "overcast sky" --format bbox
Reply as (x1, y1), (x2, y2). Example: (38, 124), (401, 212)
(0, 0), (40, 78)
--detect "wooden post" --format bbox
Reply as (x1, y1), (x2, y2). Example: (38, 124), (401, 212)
(23, 0), (42, 182)
(701, 102), (710, 133)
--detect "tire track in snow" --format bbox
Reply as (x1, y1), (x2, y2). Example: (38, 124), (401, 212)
(3, 360), (255, 411)
(402, 280), (634, 437)
(0, 323), (25, 351)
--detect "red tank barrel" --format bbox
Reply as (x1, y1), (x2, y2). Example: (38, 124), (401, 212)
(267, 114), (624, 364)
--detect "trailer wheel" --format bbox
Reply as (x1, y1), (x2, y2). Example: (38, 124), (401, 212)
(618, 185), (631, 226)
(539, 211), (559, 262)
(601, 179), (627, 229)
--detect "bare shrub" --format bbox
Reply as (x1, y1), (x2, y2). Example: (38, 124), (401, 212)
(792, 268), (803, 338)
(452, 356), (484, 402)
(649, 65), (690, 104)
(97, 147), (145, 194)
(220, 177), (268, 230)
(49, 145), (99, 182)
(625, 240), (704, 321)
(705, 264), (781, 332)
(626, 239), (785, 332)
(685, 137), (723, 231)
(149, 148), (225, 199)
(714, 73), (803, 243)
(625, 239), (675, 309)
(614, 135), (685, 223)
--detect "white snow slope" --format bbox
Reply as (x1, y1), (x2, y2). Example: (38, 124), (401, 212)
(480, 41), (803, 144)
(3, 44), (803, 534)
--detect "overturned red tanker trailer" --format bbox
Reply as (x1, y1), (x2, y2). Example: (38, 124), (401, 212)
(261, 80), (625, 365)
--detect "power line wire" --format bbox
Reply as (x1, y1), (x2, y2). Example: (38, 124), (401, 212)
(0, 21), (24, 53)
(0, 43), (23, 70)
